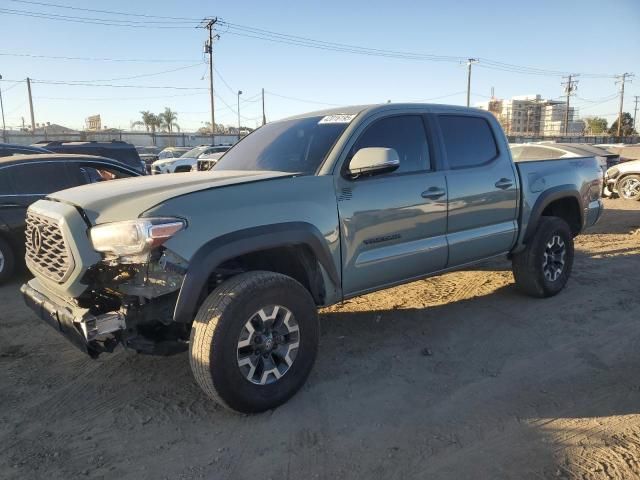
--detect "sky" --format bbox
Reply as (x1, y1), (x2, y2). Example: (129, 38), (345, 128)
(1, 0), (639, 132)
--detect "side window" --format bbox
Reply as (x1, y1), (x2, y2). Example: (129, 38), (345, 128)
(351, 115), (430, 174)
(10, 163), (74, 194)
(76, 165), (134, 184)
(439, 115), (498, 169)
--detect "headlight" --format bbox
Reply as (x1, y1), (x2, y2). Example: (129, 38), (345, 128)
(606, 167), (619, 180)
(90, 218), (185, 263)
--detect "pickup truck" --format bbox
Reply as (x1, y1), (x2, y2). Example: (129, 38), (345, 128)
(20, 104), (603, 413)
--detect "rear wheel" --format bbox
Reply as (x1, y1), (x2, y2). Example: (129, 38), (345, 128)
(189, 271), (319, 413)
(617, 175), (640, 201)
(0, 237), (16, 284)
(512, 216), (574, 298)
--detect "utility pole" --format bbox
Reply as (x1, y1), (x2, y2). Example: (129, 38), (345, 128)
(261, 88), (266, 126)
(465, 58), (478, 107)
(199, 18), (218, 144)
(615, 73), (634, 137)
(237, 90), (242, 142)
(633, 95), (639, 135)
(0, 75), (6, 142)
(26, 77), (35, 132)
(561, 74), (579, 135)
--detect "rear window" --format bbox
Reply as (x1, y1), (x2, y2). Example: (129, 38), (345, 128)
(511, 145), (564, 161)
(439, 115), (498, 169)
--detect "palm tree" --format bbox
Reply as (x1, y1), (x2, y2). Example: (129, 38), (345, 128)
(132, 111), (160, 133)
(159, 107), (180, 133)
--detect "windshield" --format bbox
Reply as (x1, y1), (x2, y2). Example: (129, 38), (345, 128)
(181, 146), (208, 158)
(213, 115), (351, 174)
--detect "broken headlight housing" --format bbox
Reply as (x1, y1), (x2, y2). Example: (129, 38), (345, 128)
(90, 218), (186, 264)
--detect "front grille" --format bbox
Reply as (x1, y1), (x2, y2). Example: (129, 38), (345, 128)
(25, 211), (74, 283)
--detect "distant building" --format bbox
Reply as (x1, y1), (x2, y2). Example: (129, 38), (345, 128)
(477, 94), (584, 136)
(85, 115), (102, 131)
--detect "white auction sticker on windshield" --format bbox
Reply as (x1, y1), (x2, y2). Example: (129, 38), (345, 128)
(318, 114), (357, 124)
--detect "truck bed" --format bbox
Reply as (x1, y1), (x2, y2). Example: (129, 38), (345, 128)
(514, 155), (602, 248)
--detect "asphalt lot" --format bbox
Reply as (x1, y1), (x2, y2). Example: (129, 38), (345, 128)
(1, 198), (639, 480)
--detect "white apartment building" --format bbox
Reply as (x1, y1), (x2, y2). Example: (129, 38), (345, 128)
(477, 94), (584, 136)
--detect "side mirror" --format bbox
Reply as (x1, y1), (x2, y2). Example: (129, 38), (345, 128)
(347, 147), (400, 178)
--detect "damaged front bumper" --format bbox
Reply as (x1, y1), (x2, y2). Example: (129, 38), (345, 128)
(21, 279), (125, 357)
(21, 276), (189, 358)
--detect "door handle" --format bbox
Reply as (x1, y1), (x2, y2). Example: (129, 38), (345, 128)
(494, 178), (513, 190)
(421, 187), (446, 200)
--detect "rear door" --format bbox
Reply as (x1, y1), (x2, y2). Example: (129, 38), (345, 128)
(336, 112), (448, 295)
(0, 161), (75, 248)
(0, 168), (21, 247)
(435, 113), (519, 266)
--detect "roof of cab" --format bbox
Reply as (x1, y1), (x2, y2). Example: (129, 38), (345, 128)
(280, 103), (489, 122)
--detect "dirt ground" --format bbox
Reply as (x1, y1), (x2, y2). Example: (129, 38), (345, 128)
(1, 198), (639, 480)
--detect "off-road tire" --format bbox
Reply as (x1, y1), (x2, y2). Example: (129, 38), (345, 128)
(617, 175), (640, 201)
(189, 271), (319, 413)
(512, 216), (574, 298)
(0, 237), (16, 284)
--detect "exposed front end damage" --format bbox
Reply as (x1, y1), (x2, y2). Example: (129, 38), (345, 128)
(22, 234), (190, 358)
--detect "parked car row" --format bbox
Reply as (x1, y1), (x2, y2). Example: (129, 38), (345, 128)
(510, 142), (622, 174)
(509, 141), (639, 201)
(0, 139), (237, 281)
(151, 145), (231, 174)
(0, 153), (140, 282)
(605, 159), (640, 200)
(34, 140), (146, 174)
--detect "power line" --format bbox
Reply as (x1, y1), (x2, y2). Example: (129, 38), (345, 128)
(7, 0), (201, 21)
(574, 93), (618, 103)
(43, 63), (205, 84)
(0, 8), (197, 28)
(29, 79), (208, 90)
(218, 21), (463, 63)
(0, 80), (23, 92)
(213, 66), (237, 97)
(218, 20), (616, 78)
(0, 51), (201, 63)
(33, 92), (208, 101)
(0, 2), (622, 79)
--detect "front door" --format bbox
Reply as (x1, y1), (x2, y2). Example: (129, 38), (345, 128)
(336, 113), (448, 296)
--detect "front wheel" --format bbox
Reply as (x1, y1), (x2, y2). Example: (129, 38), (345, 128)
(512, 216), (574, 298)
(617, 175), (640, 201)
(189, 271), (319, 413)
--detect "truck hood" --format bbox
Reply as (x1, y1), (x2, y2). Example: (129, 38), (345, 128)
(49, 170), (294, 224)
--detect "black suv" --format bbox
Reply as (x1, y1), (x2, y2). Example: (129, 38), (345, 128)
(0, 154), (140, 282)
(33, 140), (146, 174)
(0, 143), (52, 157)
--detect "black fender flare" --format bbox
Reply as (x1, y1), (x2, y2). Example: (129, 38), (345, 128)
(524, 185), (583, 241)
(172, 222), (340, 323)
